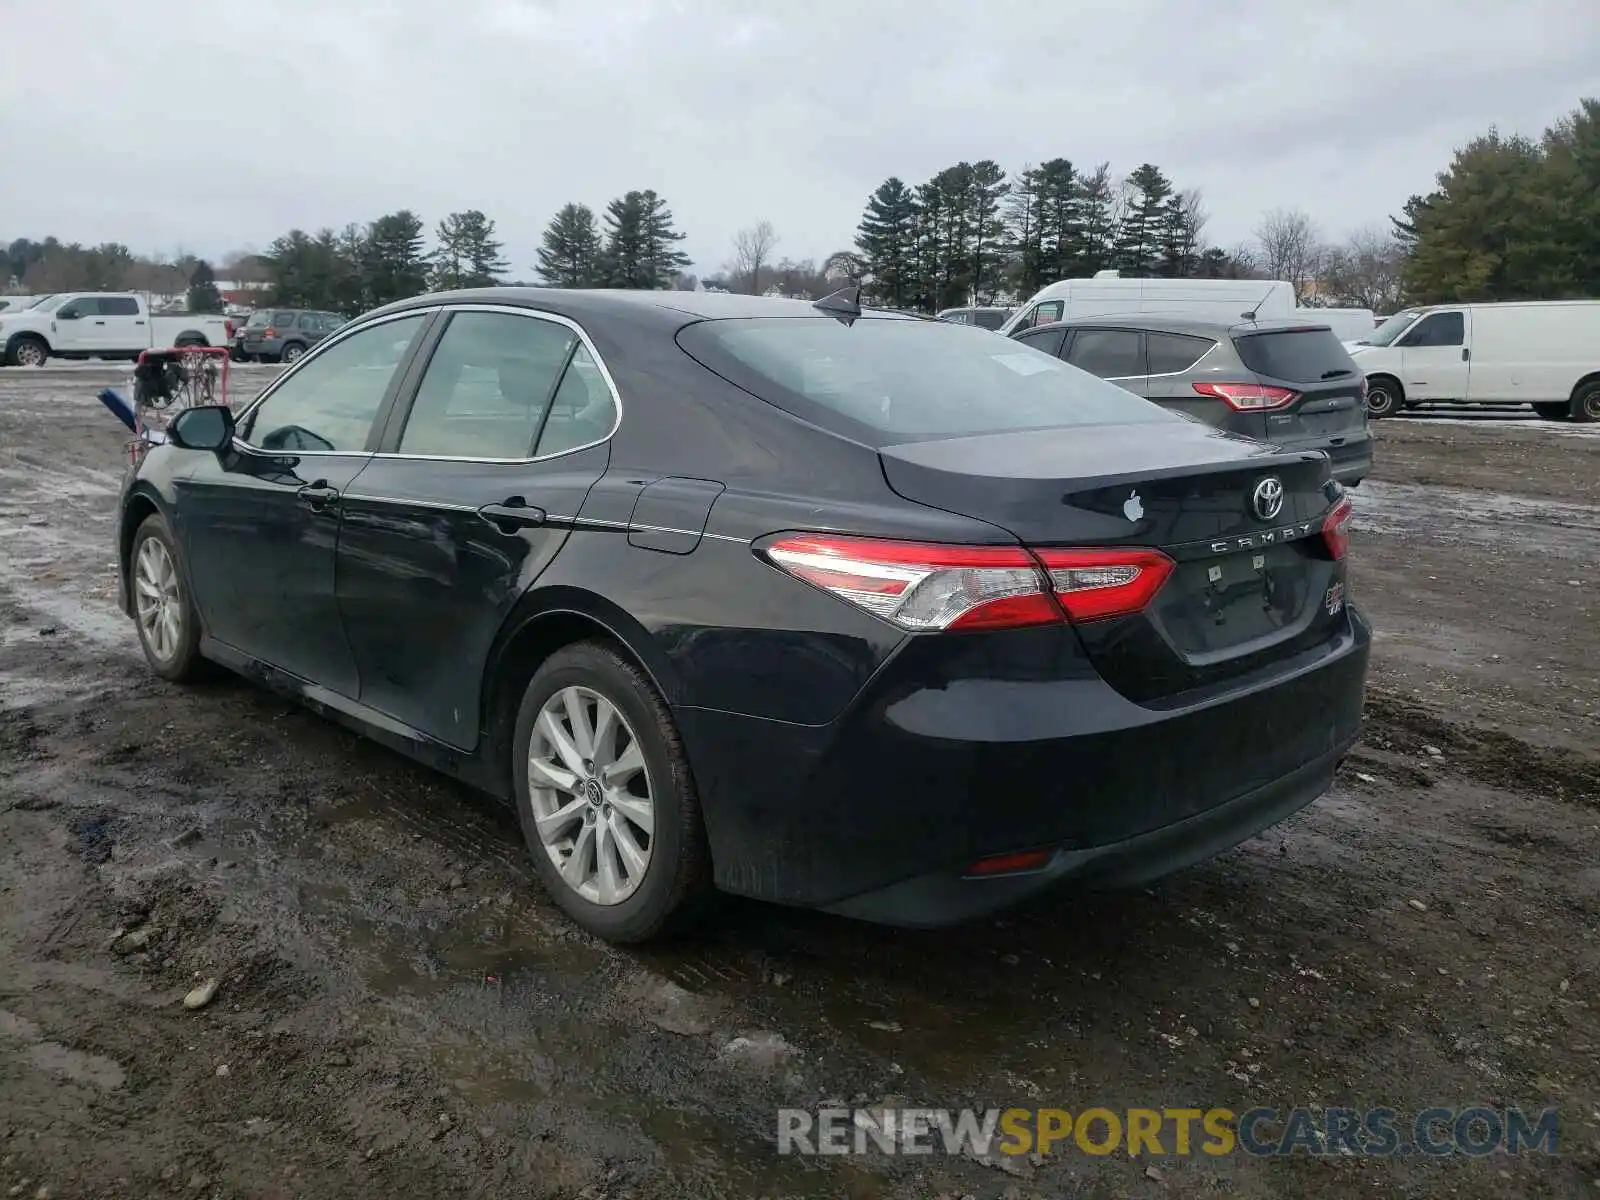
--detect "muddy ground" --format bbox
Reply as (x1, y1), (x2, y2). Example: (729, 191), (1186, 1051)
(1, 368), (1596, 1199)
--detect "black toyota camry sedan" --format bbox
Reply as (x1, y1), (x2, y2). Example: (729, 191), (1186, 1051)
(116, 287), (1369, 942)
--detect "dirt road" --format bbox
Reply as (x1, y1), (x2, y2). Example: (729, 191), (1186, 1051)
(2, 369), (1596, 1199)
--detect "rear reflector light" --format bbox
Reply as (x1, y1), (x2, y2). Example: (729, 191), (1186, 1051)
(1193, 381), (1298, 411)
(1322, 496), (1353, 560)
(1034, 547), (1175, 622)
(965, 848), (1053, 876)
(762, 535), (1174, 631)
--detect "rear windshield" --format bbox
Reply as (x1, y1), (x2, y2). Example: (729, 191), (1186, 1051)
(972, 309), (1009, 330)
(245, 311), (273, 327)
(1233, 327), (1357, 384)
(679, 316), (1178, 444)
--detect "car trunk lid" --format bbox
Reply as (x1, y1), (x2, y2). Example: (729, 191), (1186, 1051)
(879, 419), (1349, 701)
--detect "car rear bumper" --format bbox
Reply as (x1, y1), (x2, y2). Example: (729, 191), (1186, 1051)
(677, 607), (1371, 925)
(1278, 432), (1371, 484)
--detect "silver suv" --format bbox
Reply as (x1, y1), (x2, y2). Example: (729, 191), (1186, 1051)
(1013, 316), (1372, 486)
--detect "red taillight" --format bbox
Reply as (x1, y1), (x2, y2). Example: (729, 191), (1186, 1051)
(965, 848), (1053, 876)
(1322, 497), (1353, 560)
(1193, 381), (1298, 411)
(762, 534), (1172, 631)
(224, 319), (234, 338)
(763, 534), (1058, 632)
(1034, 547), (1175, 622)
(263, 326), (277, 338)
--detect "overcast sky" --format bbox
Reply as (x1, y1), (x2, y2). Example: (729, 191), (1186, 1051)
(3, 0), (1597, 277)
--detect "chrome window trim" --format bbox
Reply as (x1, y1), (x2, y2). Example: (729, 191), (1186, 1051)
(231, 307), (441, 457)
(1103, 340), (1222, 382)
(334, 496), (748, 544)
(379, 303), (623, 465)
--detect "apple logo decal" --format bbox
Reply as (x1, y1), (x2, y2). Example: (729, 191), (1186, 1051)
(1123, 489), (1144, 523)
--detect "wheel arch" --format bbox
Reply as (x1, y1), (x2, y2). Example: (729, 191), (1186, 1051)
(476, 586), (686, 800)
(118, 487), (169, 612)
(1570, 371), (1600, 401)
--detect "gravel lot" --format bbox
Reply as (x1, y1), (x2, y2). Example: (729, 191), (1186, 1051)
(1, 367), (1597, 1199)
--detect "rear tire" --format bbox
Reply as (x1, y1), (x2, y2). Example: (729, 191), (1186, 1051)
(7, 336), (49, 367)
(1364, 375), (1402, 418)
(511, 641), (711, 943)
(129, 514), (207, 683)
(280, 341), (307, 365)
(1572, 381), (1600, 424)
(1533, 401), (1570, 421)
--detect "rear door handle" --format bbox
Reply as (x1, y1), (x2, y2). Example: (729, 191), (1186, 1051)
(478, 497), (546, 533)
(297, 483), (340, 511)
(1461, 347), (1470, 361)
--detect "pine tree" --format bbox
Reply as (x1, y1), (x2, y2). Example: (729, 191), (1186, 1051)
(185, 259), (223, 314)
(1114, 164), (1174, 275)
(537, 203), (602, 287)
(1076, 163), (1119, 275)
(1157, 190), (1206, 278)
(1004, 164), (1046, 300)
(430, 210), (507, 291)
(639, 191), (692, 289)
(362, 210), (428, 306)
(1034, 159), (1079, 282)
(966, 160), (1009, 303)
(854, 177), (919, 308)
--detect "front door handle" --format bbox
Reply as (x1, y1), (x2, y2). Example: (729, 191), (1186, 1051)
(478, 497), (546, 534)
(297, 482), (340, 511)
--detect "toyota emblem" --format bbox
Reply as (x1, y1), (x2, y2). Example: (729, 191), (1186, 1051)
(1251, 476), (1285, 522)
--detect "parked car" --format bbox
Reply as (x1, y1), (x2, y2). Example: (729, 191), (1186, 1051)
(1348, 300), (1600, 421)
(115, 288), (1369, 942)
(1011, 315), (1371, 486)
(1001, 274), (1297, 336)
(236, 308), (348, 363)
(0, 293), (231, 366)
(936, 306), (1012, 330)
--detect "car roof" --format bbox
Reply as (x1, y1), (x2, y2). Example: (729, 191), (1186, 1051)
(1051, 314), (1333, 338)
(368, 286), (922, 328)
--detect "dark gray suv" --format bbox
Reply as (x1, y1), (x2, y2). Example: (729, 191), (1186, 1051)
(1012, 316), (1371, 485)
(235, 309), (347, 364)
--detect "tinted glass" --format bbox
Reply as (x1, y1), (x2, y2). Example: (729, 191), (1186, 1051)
(1234, 328), (1358, 383)
(536, 344), (617, 456)
(679, 317), (1175, 444)
(242, 314), (424, 452)
(398, 311), (576, 458)
(273, 310), (298, 327)
(57, 298), (94, 318)
(1067, 329), (1143, 378)
(1147, 332), (1215, 374)
(972, 310), (1008, 330)
(321, 314), (347, 332)
(1018, 300), (1064, 330)
(1401, 311), (1464, 348)
(297, 313), (320, 329)
(245, 311), (271, 327)
(101, 296), (140, 316)
(1014, 326), (1066, 357)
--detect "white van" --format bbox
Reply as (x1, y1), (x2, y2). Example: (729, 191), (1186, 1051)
(1296, 307), (1376, 344)
(1000, 275), (1296, 336)
(1349, 301), (1600, 421)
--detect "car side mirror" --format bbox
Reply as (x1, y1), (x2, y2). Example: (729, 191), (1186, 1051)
(57, 309), (80, 320)
(167, 405), (234, 452)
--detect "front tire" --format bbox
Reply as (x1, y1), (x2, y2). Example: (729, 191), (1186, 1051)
(1572, 381), (1600, 424)
(129, 515), (206, 682)
(7, 336), (49, 367)
(512, 642), (710, 943)
(1364, 375), (1403, 418)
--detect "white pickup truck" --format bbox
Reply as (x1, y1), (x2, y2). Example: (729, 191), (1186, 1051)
(0, 293), (233, 366)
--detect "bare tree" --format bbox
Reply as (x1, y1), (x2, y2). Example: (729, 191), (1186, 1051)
(1318, 225), (1406, 312)
(729, 221), (778, 295)
(1253, 207), (1324, 302)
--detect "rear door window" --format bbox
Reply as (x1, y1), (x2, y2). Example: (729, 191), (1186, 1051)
(1233, 327), (1358, 383)
(101, 296), (140, 316)
(1146, 332), (1215, 375)
(273, 310), (298, 327)
(678, 316), (1175, 445)
(1065, 329), (1144, 379)
(1013, 325), (1067, 357)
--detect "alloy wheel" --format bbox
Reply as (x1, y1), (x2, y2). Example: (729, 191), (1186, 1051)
(16, 341), (45, 367)
(133, 536), (183, 662)
(526, 686), (654, 906)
